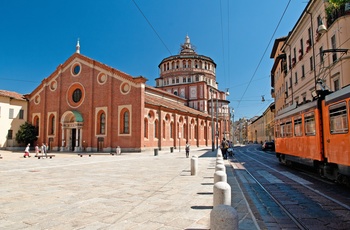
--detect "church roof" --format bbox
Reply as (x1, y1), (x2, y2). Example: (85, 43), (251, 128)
(145, 87), (210, 117)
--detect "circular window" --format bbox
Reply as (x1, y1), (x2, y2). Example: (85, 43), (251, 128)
(34, 95), (40, 104)
(97, 73), (107, 84)
(50, 80), (57, 91)
(120, 82), (131, 94)
(71, 63), (81, 76)
(72, 89), (82, 103)
(67, 83), (85, 108)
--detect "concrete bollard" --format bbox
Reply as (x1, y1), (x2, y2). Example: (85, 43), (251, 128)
(215, 164), (226, 173)
(216, 158), (224, 165)
(217, 152), (223, 158)
(214, 170), (227, 183)
(191, 155), (198, 176)
(213, 181), (231, 207)
(210, 204), (238, 230)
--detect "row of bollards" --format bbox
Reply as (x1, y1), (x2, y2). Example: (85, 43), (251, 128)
(210, 149), (238, 230)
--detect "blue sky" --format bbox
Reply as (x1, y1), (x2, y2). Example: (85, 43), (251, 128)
(0, 0), (307, 120)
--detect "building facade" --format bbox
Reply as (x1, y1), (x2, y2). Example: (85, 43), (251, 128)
(271, 0), (350, 114)
(247, 103), (275, 144)
(24, 36), (228, 152)
(0, 90), (27, 149)
(156, 35), (230, 142)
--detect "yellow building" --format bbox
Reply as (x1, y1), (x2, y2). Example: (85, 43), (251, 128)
(271, 0), (350, 114)
(0, 90), (28, 150)
(247, 103), (275, 144)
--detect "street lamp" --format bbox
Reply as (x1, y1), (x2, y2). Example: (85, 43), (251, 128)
(210, 89), (215, 152)
(307, 11), (327, 93)
(231, 108), (234, 146)
(216, 95), (219, 149)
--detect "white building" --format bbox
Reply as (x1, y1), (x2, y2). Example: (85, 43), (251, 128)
(0, 90), (27, 150)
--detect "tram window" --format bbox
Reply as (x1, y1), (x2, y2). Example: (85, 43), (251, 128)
(285, 121), (292, 137)
(275, 123), (280, 138)
(329, 102), (348, 134)
(305, 113), (316, 136)
(280, 123), (285, 137)
(294, 117), (303, 136)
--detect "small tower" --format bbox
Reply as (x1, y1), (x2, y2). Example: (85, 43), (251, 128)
(76, 39), (80, 54)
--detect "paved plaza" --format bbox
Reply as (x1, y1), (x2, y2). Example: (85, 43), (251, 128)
(0, 148), (258, 230)
(0, 148), (218, 229)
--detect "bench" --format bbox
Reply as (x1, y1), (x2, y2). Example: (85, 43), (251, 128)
(37, 155), (55, 159)
(78, 153), (92, 157)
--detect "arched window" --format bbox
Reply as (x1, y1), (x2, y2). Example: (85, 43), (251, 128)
(154, 120), (159, 138)
(183, 124), (186, 140)
(34, 116), (39, 136)
(49, 114), (55, 135)
(144, 118), (148, 138)
(163, 120), (166, 139)
(170, 122), (174, 139)
(120, 110), (129, 134)
(195, 125), (198, 139)
(100, 113), (106, 134)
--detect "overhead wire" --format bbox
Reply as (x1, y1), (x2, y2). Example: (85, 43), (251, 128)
(131, 0), (172, 56)
(235, 0), (292, 110)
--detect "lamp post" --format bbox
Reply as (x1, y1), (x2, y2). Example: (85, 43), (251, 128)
(210, 89), (215, 152)
(216, 96), (219, 149)
(307, 11), (327, 92)
(231, 108), (234, 146)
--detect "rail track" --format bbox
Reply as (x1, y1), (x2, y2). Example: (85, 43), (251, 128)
(229, 145), (350, 229)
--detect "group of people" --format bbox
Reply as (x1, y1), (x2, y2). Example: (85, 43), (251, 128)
(184, 139), (233, 159)
(23, 143), (48, 158)
(221, 138), (234, 159)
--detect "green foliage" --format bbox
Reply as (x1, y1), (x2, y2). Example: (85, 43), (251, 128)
(15, 122), (38, 146)
(327, 0), (349, 12)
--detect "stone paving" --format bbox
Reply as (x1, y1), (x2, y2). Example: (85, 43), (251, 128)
(0, 148), (259, 230)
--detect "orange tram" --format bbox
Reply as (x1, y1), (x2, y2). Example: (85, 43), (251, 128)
(275, 85), (350, 185)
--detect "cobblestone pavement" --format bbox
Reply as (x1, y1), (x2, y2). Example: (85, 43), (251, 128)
(0, 148), (258, 230)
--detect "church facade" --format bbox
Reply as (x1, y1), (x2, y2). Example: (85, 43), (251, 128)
(25, 36), (229, 152)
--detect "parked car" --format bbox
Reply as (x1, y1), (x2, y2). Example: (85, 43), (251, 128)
(262, 141), (275, 151)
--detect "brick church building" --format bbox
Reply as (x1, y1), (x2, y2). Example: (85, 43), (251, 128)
(25, 36), (230, 152)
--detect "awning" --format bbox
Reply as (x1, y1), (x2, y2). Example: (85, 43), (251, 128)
(72, 110), (84, 122)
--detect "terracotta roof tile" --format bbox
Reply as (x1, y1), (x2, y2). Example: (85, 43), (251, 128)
(145, 93), (210, 118)
(0, 90), (26, 101)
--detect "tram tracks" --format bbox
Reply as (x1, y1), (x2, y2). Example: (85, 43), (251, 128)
(229, 146), (350, 229)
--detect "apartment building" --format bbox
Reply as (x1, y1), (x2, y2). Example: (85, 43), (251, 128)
(271, 0), (350, 114)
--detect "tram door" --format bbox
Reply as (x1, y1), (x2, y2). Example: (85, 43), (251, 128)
(98, 137), (104, 152)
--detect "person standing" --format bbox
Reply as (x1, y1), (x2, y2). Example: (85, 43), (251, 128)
(24, 144), (31, 158)
(116, 146), (121, 155)
(42, 143), (47, 158)
(221, 138), (228, 160)
(35, 144), (40, 157)
(185, 141), (190, 158)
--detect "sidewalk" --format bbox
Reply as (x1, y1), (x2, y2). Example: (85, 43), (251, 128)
(0, 148), (258, 229)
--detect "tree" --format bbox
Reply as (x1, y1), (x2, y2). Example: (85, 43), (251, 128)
(15, 122), (38, 146)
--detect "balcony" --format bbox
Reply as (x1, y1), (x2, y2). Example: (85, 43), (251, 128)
(326, 4), (350, 28)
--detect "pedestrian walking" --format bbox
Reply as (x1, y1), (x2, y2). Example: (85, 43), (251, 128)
(185, 141), (190, 158)
(221, 138), (228, 160)
(24, 144), (31, 158)
(35, 144), (40, 157)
